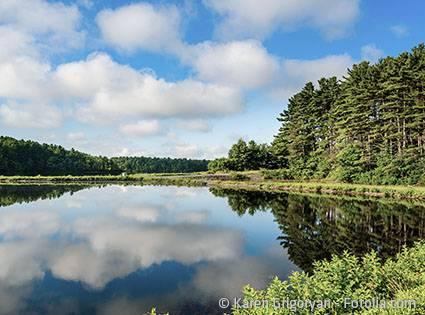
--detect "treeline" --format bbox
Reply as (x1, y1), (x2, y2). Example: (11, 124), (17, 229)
(207, 139), (282, 171)
(111, 156), (208, 173)
(0, 136), (208, 176)
(210, 44), (425, 185)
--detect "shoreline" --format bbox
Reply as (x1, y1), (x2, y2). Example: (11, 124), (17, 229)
(1, 172), (425, 201)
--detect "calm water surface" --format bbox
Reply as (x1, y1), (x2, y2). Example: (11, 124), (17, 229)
(0, 185), (424, 315)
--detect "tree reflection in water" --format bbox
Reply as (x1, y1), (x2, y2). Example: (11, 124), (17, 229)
(210, 188), (425, 272)
(0, 184), (97, 207)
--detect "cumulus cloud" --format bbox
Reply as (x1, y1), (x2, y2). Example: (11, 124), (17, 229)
(361, 44), (384, 63)
(0, 209), (60, 240)
(0, 26), (36, 60)
(176, 119), (211, 132)
(0, 102), (63, 129)
(204, 0), (360, 40)
(187, 40), (279, 89)
(96, 2), (184, 53)
(54, 53), (243, 122)
(50, 243), (139, 289)
(0, 55), (53, 101)
(0, 199), (243, 290)
(0, 0), (84, 49)
(119, 120), (162, 137)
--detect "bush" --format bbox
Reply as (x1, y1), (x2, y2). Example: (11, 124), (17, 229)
(208, 157), (232, 172)
(262, 169), (293, 180)
(232, 242), (425, 315)
(229, 172), (249, 181)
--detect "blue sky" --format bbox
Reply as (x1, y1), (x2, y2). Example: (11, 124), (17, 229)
(0, 0), (423, 158)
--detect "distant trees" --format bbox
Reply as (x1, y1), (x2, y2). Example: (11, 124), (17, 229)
(0, 136), (209, 176)
(210, 44), (425, 185)
(111, 156), (208, 173)
(0, 136), (120, 176)
(208, 139), (282, 172)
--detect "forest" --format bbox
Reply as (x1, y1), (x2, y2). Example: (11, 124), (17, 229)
(209, 44), (425, 185)
(0, 136), (208, 175)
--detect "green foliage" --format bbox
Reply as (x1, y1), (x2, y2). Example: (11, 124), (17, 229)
(0, 136), (208, 176)
(111, 156), (208, 174)
(268, 44), (425, 185)
(331, 143), (365, 183)
(208, 157), (233, 172)
(229, 172), (250, 181)
(0, 136), (120, 176)
(208, 139), (282, 172)
(232, 242), (425, 315)
(262, 169), (293, 180)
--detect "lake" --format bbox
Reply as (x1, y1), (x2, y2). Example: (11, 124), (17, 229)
(0, 185), (424, 315)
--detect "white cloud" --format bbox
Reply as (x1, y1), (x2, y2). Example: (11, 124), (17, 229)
(116, 206), (161, 223)
(0, 241), (47, 287)
(67, 131), (86, 142)
(361, 44), (384, 63)
(50, 243), (138, 289)
(0, 55), (54, 101)
(188, 40), (279, 89)
(176, 119), (211, 132)
(0, 26), (36, 60)
(204, 0), (360, 40)
(96, 2), (184, 53)
(390, 24), (409, 38)
(0, 102), (63, 129)
(273, 54), (354, 100)
(55, 54), (244, 122)
(0, 209), (60, 240)
(164, 140), (228, 159)
(0, 0), (84, 49)
(49, 218), (243, 288)
(175, 210), (209, 224)
(119, 120), (162, 137)
(0, 197), (243, 290)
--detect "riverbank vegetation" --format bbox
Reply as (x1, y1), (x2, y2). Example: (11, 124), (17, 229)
(209, 44), (425, 186)
(3, 171), (425, 200)
(232, 241), (425, 314)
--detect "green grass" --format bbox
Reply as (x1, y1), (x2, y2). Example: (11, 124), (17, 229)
(2, 171), (425, 200)
(208, 175), (425, 201)
(0, 174), (144, 183)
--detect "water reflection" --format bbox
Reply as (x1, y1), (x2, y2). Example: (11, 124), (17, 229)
(0, 185), (294, 315)
(1, 185), (424, 314)
(0, 185), (91, 207)
(211, 188), (425, 272)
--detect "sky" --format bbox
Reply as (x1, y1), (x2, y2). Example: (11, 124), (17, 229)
(0, 0), (424, 159)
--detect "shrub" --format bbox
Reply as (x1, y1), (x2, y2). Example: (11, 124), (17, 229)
(262, 169), (293, 180)
(229, 172), (249, 181)
(232, 242), (425, 315)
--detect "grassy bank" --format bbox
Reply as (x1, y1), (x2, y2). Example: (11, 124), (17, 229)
(210, 179), (425, 201)
(2, 171), (425, 200)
